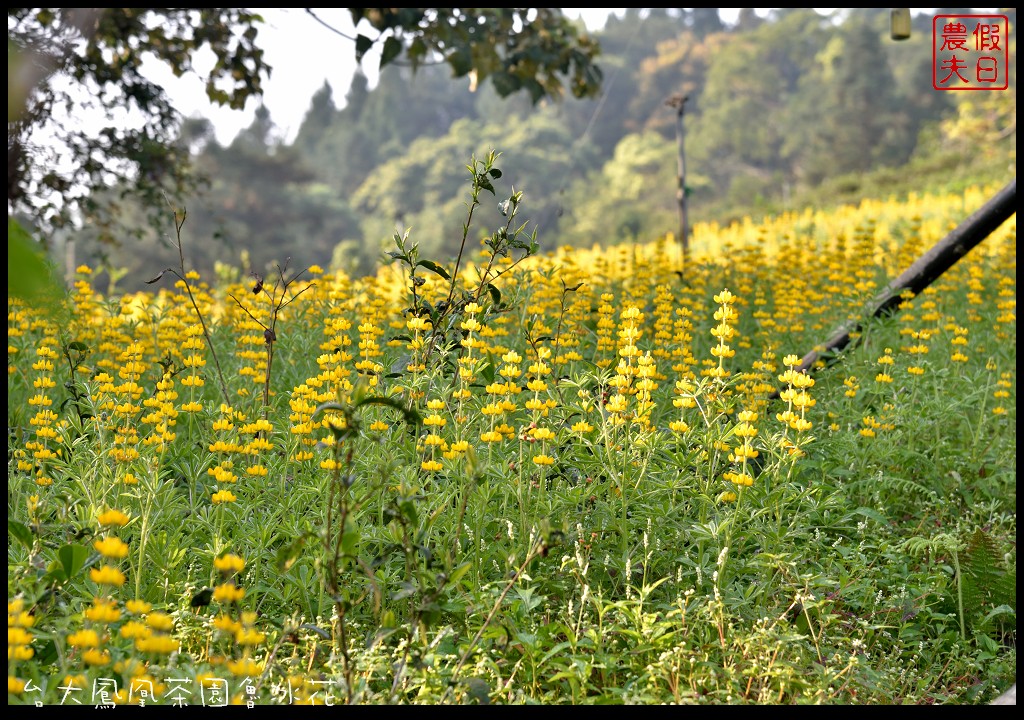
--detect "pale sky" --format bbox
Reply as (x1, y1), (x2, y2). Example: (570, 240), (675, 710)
(39, 8), (977, 154)
(147, 8), (632, 146)
(147, 9), (843, 146)
(47, 8), (958, 159)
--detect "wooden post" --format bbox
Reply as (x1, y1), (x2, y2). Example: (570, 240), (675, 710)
(666, 94), (689, 277)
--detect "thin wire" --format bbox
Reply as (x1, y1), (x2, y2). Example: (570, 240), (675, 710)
(553, 10), (650, 207)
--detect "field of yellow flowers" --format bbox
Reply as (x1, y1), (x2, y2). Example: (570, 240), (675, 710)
(8, 168), (1016, 705)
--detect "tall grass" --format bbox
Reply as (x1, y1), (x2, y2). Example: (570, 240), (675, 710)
(7, 158), (1015, 705)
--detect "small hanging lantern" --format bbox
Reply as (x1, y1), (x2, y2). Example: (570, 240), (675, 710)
(890, 8), (911, 41)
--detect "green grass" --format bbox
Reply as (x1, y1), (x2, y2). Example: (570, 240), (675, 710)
(7, 164), (1016, 705)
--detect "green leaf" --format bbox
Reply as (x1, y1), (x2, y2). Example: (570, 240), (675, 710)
(448, 561), (473, 587)
(190, 587), (214, 608)
(391, 581), (417, 601)
(34, 638), (59, 666)
(380, 36), (403, 68)
(979, 604), (1016, 626)
(298, 623), (331, 639)
(8, 218), (67, 315)
(397, 498), (419, 527)
(276, 532), (312, 572)
(340, 518), (360, 556)
(264, 587), (292, 612)
(59, 543), (89, 580)
(853, 507), (889, 526)
(353, 396), (422, 426)
(311, 402), (354, 439)
(464, 677), (491, 704)
(486, 283), (501, 306)
(9, 520), (33, 550)
(447, 48), (472, 78)
(480, 354), (496, 383)
(416, 260), (451, 281)
(524, 78), (546, 104)
(355, 34), (374, 63)
(406, 37), (427, 67)
(46, 559), (67, 583)
(490, 71), (522, 98)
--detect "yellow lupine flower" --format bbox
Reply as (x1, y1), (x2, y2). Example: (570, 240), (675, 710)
(146, 612), (174, 633)
(67, 629), (101, 648)
(125, 599), (152, 615)
(9, 644), (34, 661)
(82, 648), (112, 666)
(119, 621), (151, 641)
(530, 427), (556, 441)
(135, 635), (179, 655)
(714, 289), (736, 305)
(9, 627), (33, 646)
(84, 599), (121, 624)
(89, 565), (127, 587)
(213, 584), (246, 604)
(97, 509), (131, 527)
(214, 554), (246, 575)
(235, 627), (266, 646)
(730, 445), (759, 461)
(213, 614), (241, 635)
(227, 658), (264, 678)
(8, 609), (35, 629)
(94, 536), (130, 559)
(212, 490), (238, 504)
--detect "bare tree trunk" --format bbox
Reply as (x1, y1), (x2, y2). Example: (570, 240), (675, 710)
(667, 94), (690, 276)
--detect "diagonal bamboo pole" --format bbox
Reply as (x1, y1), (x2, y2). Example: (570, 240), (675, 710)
(770, 177), (1016, 396)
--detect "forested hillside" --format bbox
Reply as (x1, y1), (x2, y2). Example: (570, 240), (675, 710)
(70, 8), (1016, 291)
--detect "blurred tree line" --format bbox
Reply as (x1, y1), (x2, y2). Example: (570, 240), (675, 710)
(72, 7), (1016, 291)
